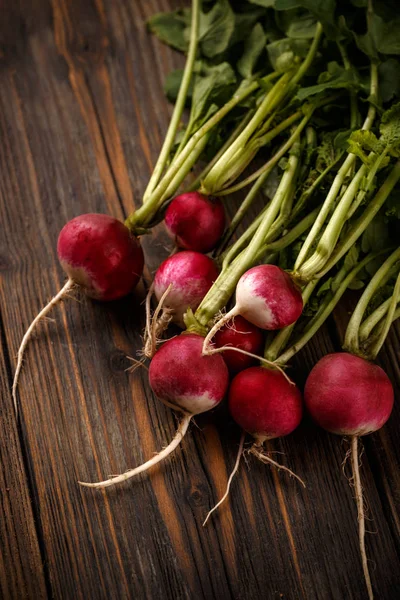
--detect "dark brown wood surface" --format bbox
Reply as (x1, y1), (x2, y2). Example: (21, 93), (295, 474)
(0, 1), (399, 599)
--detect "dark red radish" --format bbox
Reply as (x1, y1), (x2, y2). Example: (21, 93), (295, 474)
(304, 352), (394, 600)
(203, 365), (304, 525)
(229, 366), (303, 442)
(57, 214), (144, 301)
(165, 191), (225, 253)
(214, 316), (264, 374)
(12, 213), (144, 414)
(154, 251), (218, 328)
(202, 265), (303, 359)
(79, 334), (229, 488)
(304, 353), (394, 436)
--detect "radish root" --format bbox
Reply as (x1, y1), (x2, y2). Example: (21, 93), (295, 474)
(202, 310), (294, 385)
(78, 413), (192, 489)
(143, 283), (173, 358)
(351, 435), (374, 600)
(250, 445), (306, 488)
(203, 431), (245, 526)
(12, 278), (75, 417)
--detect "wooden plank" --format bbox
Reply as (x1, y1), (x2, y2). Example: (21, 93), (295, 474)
(0, 327), (48, 598)
(0, 1), (399, 599)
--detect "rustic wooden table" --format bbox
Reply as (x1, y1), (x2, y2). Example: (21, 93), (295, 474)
(0, 1), (399, 599)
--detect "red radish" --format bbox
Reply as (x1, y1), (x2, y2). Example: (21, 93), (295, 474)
(165, 192), (225, 253)
(57, 214), (144, 301)
(154, 251), (218, 328)
(12, 213), (144, 414)
(202, 264), (303, 360)
(203, 365), (304, 525)
(213, 316), (264, 374)
(304, 353), (394, 600)
(229, 366), (303, 442)
(304, 353), (393, 436)
(79, 333), (229, 488)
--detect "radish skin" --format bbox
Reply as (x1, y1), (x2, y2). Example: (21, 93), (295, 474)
(165, 192), (225, 253)
(154, 251), (218, 328)
(202, 265), (303, 358)
(79, 334), (229, 488)
(213, 316), (264, 374)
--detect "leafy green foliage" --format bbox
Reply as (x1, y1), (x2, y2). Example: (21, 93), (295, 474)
(199, 0), (236, 57)
(267, 37), (310, 71)
(380, 102), (400, 156)
(379, 59), (400, 104)
(297, 61), (363, 101)
(237, 23), (267, 78)
(275, 0), (337, 38)
(147, 10), (190, 52)
(190, 62), (237, 128)
(347, 130), (384, 164)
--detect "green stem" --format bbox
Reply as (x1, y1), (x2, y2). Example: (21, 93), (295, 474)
(194, 141), (301, 329)
(317, 160), (400, 278)
(216, 110), (314, 197)
(337, 41), (360, 130)
(265, 280), (319, 362)
(293, 153), (357, 271)
(347, 147), (390, 220)
(359, 297), (400, 342)
(367, 270), (400, 359)
(221, 156), (297, 269)
(200, 71), (295, 194)
(142, 0), (200, 202)
(257, 207), (321, 259)
(187, 110), (255, 192)
(201, 22), (324, 195)
(289, 153), (343, 224)
(344, 248), (400, 355)
(275, 252), (383, 366)
(126, 79), (259, 230)
(214, 174), (271, 258)
(293, 62), (379, 273)
(159, 133), (210, 204)
(296, 161), (368, 280)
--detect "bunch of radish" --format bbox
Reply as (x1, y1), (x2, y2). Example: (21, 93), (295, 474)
(11, 2), (400, 600)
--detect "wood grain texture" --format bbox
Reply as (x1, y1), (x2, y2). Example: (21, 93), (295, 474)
(0, 1), (399, 599)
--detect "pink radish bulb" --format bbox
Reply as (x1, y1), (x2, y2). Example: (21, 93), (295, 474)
(304, 352), (394, 600)
(304, 353), (394, 436)
(203, 365), (305, 525)
(57, 213), (144, 300)
(79, 334), (229, 489)
(149, 333), (229, 414)
(165, 192), (225, 253)
(13, 213), (144, 415)
(229, 366), (303, 443)
(214, 316), (264, 374)
(235, 265), (303, 330)
(154, 251), (218, 327)
(202, 264), (303, 363)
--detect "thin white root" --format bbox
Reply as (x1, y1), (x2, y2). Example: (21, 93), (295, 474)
(143, 283), (173, 358)
(78, 413), (192, 489)
(12, 279), (75, 417)
(206, 345), (294, 386)
(125, 356), (149, 373)
(351, 436), (374, 600)
(250, 446), (306, 488)
(203, 431), (245, 527)
(202, 310), (294, 385)
(202, 307), (239, 355)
